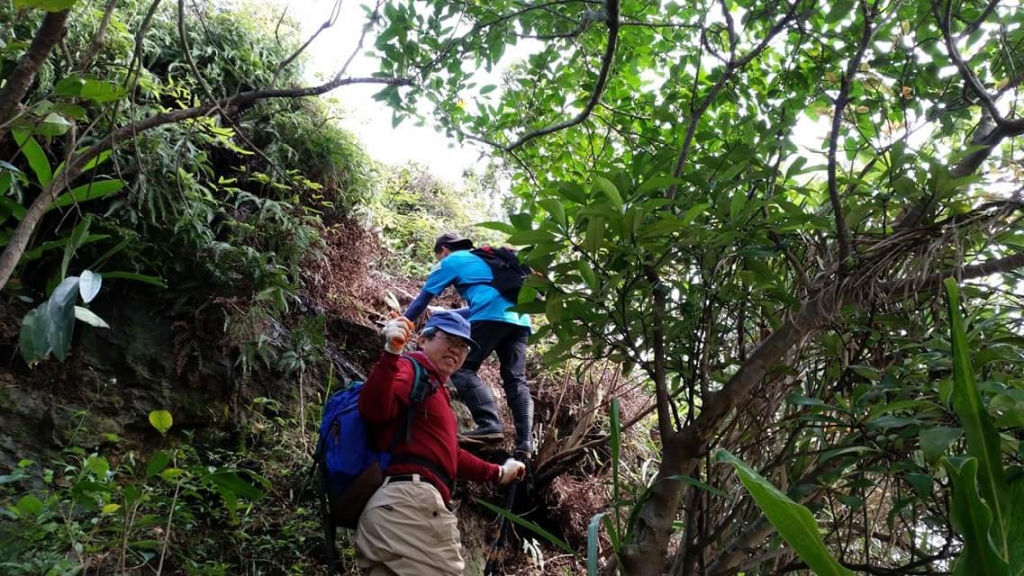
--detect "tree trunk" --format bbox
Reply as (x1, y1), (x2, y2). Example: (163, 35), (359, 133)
(0, 10), (70, 137)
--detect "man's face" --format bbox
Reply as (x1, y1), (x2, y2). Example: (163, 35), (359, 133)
(434, 246), (451, 261)
(419, 329), (471, 376)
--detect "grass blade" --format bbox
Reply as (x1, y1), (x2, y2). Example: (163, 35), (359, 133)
(944, 278), (1009, 557)
(475, 498), (576, 556)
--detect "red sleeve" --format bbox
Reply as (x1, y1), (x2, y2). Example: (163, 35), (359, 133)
(456, 447), (501, 484)
(357, 352), (409, 424)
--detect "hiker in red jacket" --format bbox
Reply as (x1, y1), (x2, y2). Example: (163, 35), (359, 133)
(356, 311), (526, 575)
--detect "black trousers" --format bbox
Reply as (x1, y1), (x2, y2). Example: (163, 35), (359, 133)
(450, 321), (531, 429)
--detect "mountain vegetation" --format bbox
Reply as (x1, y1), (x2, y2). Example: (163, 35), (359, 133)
(2, 0), (1024, 575)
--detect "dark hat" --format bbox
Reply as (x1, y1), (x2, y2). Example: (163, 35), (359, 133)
(434, 232), (474, 253)
(424, 310), (479, 352)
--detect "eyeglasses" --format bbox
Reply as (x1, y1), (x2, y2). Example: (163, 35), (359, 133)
(436, 332), (472, 354)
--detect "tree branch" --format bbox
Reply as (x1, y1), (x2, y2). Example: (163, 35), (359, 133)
(0, 74), (413, 291)
(0, 9), (71, 137)
(76, 0), (119, 72)
(644, 264), (675, 443)
(934, 0), (1008, 128)
(827, 0), (876, 271)
(666, 1), (806, 199)
(459, 0), (620, 153)
(273, 0), (342, 85)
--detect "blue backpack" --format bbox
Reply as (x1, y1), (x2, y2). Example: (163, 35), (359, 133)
(314, 356), (434, 569)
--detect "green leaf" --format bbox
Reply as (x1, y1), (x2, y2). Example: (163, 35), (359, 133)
(46, 276), (80, 362)
(538, 199), (566, 227)
(35, 113), (72, 136)
(78, 270), (101, 303)
(205, 471), (264, 501)
(12, 0), (77, 11)
(545, 294), (563, 324)
(101, 272), (168, 288)
(506, 229), (554, 246)
(61, 216), (92, 281)
(1007, 478), (1024, 575)
(577, 260), (597, 291)
(475, 498), (576, 555)
(945, 278), (1009, 555)
(715, 449), (855, 576)
(635, 176), (685, 196)
(825, 0), (854, 25)
(15, 495), (43, 518)
(146, 451), (171, 478)
(919, 426), (963, 463)
(587, 511), (609, 576)
(729, 190), (747, 219)
(593, 176), (624, 212)
(49, 179), (124, 211)
(12, 129), (52, 187)
(679, 202), (708, 226)
(942, 457), (1010, 576)
(585, 216), (605, 254)
(556, 182), (589, 204)
(475, 221), (517, 235)
(74, 306), (109, 328)
(148, 410), (173, 435)
(80, 80), (126, 103)
(19, 305), (52, 364)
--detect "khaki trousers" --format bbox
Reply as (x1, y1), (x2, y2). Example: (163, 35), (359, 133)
(355, 476), (465, 576)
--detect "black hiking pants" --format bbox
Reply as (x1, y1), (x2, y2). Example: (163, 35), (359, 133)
(451, 321), (533, 452)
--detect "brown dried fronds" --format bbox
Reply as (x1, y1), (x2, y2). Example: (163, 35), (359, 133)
(546, 475), (610, 547)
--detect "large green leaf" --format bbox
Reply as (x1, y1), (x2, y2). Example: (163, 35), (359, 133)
(12, 130), (52, 187)
(593, 176), (624, 212)
(919, 426), (963, 464)
(942, 457), (1011, 576)
(19, 305), (52, 364)
(49, 179), (125, 211)
(716, 449), (855, 576)
(1008, 478), (1024, 576)
(46, 276), (80, 361)
(12, 0), (77, 11)
(945, 278), (1010, 555)
(505, 229), (555, 245)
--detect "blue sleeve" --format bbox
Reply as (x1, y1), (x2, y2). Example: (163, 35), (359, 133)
(422, 259), (459, 295)
(404, 291), (434, 322)
(404, 259), (459, 322)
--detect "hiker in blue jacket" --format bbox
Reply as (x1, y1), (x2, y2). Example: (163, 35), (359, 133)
(403, 232), (534, 458)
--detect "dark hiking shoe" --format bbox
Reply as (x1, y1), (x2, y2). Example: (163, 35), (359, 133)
(458, 427), (505, 445)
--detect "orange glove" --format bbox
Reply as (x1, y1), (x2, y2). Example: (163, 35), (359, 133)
(383, 314), (414, 354)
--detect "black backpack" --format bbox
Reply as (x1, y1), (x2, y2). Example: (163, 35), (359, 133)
(471, 246), (532, 302)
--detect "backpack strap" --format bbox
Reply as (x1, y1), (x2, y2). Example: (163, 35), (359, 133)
(385, 356), (454, 490)
(387, 356), (434, 452)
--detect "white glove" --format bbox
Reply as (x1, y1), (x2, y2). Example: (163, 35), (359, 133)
(383, 316), (414, 354)
(498, 458), (526, 485)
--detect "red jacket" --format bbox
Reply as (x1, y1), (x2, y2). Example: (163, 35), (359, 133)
(357, 350), (500, 502)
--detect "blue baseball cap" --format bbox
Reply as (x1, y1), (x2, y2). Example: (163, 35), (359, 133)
(424, 310), (479, 352)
